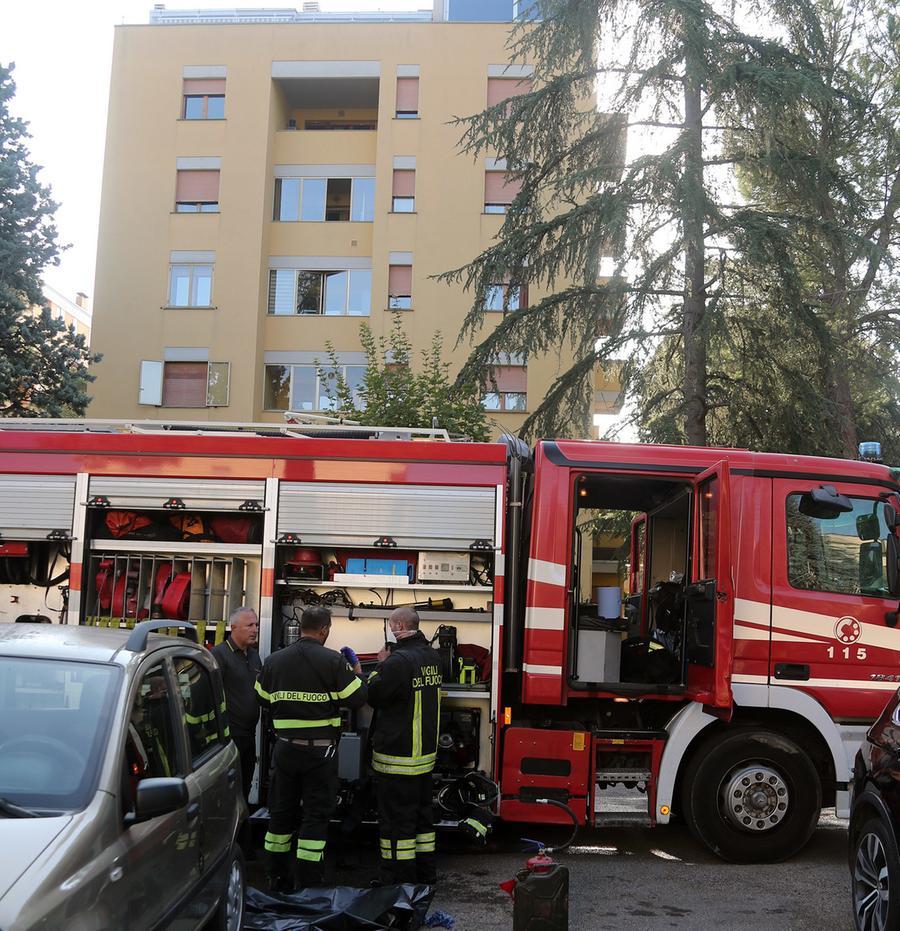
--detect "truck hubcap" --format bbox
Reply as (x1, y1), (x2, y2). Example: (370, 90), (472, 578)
(721, 764), (789, 832)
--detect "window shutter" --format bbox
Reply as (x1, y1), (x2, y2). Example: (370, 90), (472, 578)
(484, 171), (521, 205)
(139, 361), (164, 405)
(175, 169), (220, 201)
(392, 169), (416, 197)
(395, 77), (419, 112)
(487, 76), (532, 106)
(492, 365), (527, 392)
(388, 264), (413, 296)
(162, 362), (208, 407)
(182, 78), (226, 95)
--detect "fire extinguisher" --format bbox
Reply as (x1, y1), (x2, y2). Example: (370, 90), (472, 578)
(499, 798), (577, 931)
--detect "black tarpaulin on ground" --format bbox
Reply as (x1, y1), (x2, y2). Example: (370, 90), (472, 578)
(242, 884), (434, 931)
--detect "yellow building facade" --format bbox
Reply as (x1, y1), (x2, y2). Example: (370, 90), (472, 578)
(91, 2), (614, 434)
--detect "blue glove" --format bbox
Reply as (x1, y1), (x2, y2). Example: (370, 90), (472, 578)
(340, 646), (359, 667)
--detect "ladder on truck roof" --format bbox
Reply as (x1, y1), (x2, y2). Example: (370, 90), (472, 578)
(0, 412), (455, 442)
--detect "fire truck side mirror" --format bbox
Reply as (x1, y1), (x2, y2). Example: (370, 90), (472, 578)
(886, 534), (899, 597)
(798, 485), (853, 520)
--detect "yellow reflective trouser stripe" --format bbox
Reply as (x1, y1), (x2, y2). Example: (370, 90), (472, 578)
(274, 717), (342, 729)
(297, 848), (323, 861)
(265, 832), (292, 853)
(223, 725), (231, 737)
(297, 839), (326, 861)
(465, 818), (488, 836)
(254, 680), (272, 702)
(412, 690), (422, 760)
(331, 677), (363, 700)
(380, 838), (393, 860)
(416, 832), (436, 853)
(396, 838), (417, 861)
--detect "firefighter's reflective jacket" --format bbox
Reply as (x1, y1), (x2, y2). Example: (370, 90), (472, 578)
(255, 637), (367, 739)
(368, 631), (442, 776)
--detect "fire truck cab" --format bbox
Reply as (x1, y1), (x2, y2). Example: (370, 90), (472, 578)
(504, 439), (900, 861)
(0, 420), (896, 863)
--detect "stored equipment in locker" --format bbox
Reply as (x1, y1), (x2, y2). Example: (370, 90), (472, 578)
(344, 557), (413, 580)
(417, 551), (470, 583)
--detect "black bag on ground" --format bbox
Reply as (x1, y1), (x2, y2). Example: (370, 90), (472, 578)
(242, 883), (433, 931)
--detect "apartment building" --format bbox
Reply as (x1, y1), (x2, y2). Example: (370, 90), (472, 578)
(91, 0), (617, 433)
(39, 284), (92, 342)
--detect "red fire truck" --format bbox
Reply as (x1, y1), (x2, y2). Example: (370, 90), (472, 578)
(0, 419), (897, 863)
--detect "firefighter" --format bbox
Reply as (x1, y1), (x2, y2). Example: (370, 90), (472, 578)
(255, 605), (367, 892)
(368, 607), (441, 885)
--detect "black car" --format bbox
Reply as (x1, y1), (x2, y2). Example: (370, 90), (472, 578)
(850, 687), (900, 931)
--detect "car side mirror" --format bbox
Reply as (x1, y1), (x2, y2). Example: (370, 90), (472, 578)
(126, 777), (188, 826)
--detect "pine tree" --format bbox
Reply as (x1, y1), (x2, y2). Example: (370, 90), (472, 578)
(442, 0), (867, 445)
(636, 0), (900, 457)
(0, 63), (98, 417)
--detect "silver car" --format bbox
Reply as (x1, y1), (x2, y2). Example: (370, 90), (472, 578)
(0, 621), (247, 930)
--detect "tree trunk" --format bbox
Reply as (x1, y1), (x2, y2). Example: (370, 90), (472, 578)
(681, 60), (707, 446)
(825, 358), (859, 459)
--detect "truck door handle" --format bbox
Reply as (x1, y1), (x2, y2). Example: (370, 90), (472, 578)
(227, 768), (237, 786)
(186, 802), (201, 821)
(774, 663), (810, 681)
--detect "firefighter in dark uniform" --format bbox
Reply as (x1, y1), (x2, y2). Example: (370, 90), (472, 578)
(368, 607), (441, 885)
(255, 605), (367, 891)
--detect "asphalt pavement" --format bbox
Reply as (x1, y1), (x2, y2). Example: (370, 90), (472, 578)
(247, 810), (852, 930)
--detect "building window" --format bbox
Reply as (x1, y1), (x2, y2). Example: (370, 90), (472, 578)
(267, 268), (371, 316)
(484, 170), (521, 214)
(264, 363), (366, 412)
(392, 169), (415, 212)
(388, 264), (413, 309)
(182, 78), (225, 119)
(482, 364), (527, 412)
(175, 169), (220, 212)
(274, 177), (374, 222)
(395, 77), (419, 118)
(138, 360), (230, 407)
(487, 76), (533, 107)
(168, 264), (213, 307)
(484, 283), (525, 311)
(483, 391), (527, 412)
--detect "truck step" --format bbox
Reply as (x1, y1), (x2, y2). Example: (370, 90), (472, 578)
(594, 812), (653, 828)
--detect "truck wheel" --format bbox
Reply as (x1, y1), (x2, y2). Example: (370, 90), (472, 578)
(680, 728), (821, 863)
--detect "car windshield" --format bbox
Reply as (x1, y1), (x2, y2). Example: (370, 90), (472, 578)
(0, 656), (121, 815)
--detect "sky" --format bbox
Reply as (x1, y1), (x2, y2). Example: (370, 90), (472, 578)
(1, 0), (426, 303)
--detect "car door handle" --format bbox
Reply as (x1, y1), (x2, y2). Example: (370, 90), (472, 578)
(186, 802), (201, 821)
(227, 768), (237, 786)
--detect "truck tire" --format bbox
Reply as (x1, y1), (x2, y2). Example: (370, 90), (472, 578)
(680, 728), (821, 863)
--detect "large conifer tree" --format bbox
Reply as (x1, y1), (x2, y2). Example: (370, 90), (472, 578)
(444, 0), (887, 447)
(0, 63), (97, 417)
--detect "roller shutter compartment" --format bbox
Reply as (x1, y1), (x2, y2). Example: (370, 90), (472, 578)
(277, 482), (496, 549)
(88, 477), (266, 512)
(0, 474), (76, 540)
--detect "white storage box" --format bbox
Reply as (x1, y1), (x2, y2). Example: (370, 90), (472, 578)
(575, 623), (621, 683)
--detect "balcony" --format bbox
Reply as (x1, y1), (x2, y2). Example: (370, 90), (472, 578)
(273, 128), (377, 164)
